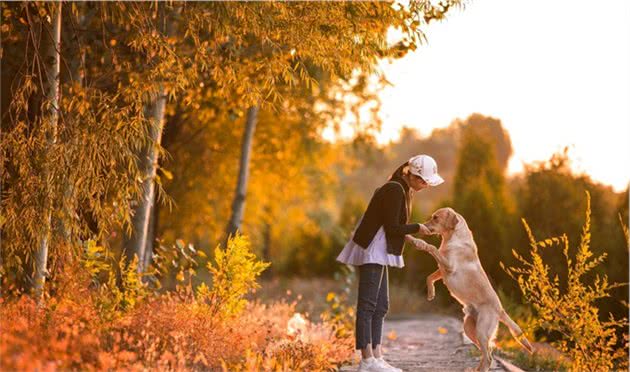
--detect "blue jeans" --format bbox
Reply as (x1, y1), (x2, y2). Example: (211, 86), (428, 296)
(355, 263), (389, 350)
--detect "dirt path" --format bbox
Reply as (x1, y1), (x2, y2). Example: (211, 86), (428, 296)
(340, 314), (521, 372)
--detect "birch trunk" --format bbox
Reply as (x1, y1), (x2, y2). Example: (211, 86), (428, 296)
(34, 2), (62, 301)
(125, 91), (167, 273)
(125, 5), (179, 273)
(143, 191), (159, 270)
(59, 8), (86, 244)
(226, 106), (259, 240)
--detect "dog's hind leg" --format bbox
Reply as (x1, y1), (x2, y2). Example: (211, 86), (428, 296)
(499, 310), (534, 353)
(475, 309), (499, 372)
(462, 306), (480, 349)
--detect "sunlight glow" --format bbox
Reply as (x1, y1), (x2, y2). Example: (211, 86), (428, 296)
(331, 0), (630, 192)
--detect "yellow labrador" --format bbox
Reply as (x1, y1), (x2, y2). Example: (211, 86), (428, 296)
(406, 207), (533, 372)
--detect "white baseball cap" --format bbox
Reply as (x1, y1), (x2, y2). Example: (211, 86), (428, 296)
(408, 155), (444, 186)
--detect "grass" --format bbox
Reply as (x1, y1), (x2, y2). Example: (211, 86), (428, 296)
(252, 276), (459, 321)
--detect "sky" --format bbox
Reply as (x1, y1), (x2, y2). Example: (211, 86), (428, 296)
(338, 0), (630, 192)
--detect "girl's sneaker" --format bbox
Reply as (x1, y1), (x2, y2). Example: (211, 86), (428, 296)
(376, 357), (403, 372)
(357, 357), (392, 372)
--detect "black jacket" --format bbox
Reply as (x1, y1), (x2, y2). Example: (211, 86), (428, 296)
(352, 176), (420, 256)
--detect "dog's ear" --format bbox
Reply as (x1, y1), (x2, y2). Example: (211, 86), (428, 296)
(446, 209), (459, 230)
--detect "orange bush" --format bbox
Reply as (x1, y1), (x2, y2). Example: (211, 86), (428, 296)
(0, 289), (353, 371)
(112, 296), (352, 370)
(0, 235), (353, 370)
(0, 296), (104, 371)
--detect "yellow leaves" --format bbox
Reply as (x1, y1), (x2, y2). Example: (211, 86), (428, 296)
(326, 292), (335, 302)
(387, 330), (398, 340)
(109, 39), (117, 47)
(437, 327), (448, 335)
(82, 240), (112, 279)
(159, 168), (173, 180)
(200, 234), (270, 319)
(508, 191), (628, 371)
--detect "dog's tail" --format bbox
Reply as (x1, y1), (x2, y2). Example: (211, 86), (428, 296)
(499, 310), (534, 354)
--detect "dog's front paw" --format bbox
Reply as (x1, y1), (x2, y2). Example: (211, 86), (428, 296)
(427, 292), (435, 301)
(417, 243), (437, 255)
(406, 236), (427, 250)
(406, 235), (425, 247)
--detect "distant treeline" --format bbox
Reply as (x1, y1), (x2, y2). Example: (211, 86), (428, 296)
(285, 113), (629, 330)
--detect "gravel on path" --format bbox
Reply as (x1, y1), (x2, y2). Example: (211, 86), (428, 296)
(339, 315), (518, 372)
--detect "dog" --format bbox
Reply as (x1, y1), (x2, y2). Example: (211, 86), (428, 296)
(406, 207), (533, 372)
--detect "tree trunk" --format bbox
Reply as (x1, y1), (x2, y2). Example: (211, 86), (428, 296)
(34, 2), (62, 302)
(142, 104), (182, 271)
(125, 90), (167, 273)
(225, 105), (259, 241)
(59, 6), (86, 244)
(143, 190), (159, 270)
(124, 5), (179, 273)
(262, 220), (272, 278)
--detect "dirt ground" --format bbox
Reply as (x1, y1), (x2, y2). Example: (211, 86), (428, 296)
(339, 314), (523, 372)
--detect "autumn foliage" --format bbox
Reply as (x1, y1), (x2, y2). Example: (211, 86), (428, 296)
(504, 192), (629, 371)
(0, 235), (354, 371)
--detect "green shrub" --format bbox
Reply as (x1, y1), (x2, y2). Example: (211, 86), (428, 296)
(81, 240), (149, 322)
(504, 191), (629, 371)
(197, 233), (269, 320)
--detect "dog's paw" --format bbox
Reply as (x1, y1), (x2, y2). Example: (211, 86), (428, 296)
(425, 243), (438, 252)
(427, 293), (435, 301)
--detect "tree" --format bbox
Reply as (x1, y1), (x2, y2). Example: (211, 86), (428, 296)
(451, 121), (515, 285)
(31, 2), (62, 301)
(123, 5), (181, 273)
(515, 149), (628, 319)
(0, 2), (173, 291)
(225, 105), (259, 240)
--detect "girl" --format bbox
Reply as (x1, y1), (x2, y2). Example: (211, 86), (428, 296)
(337, 154), (444, 372)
